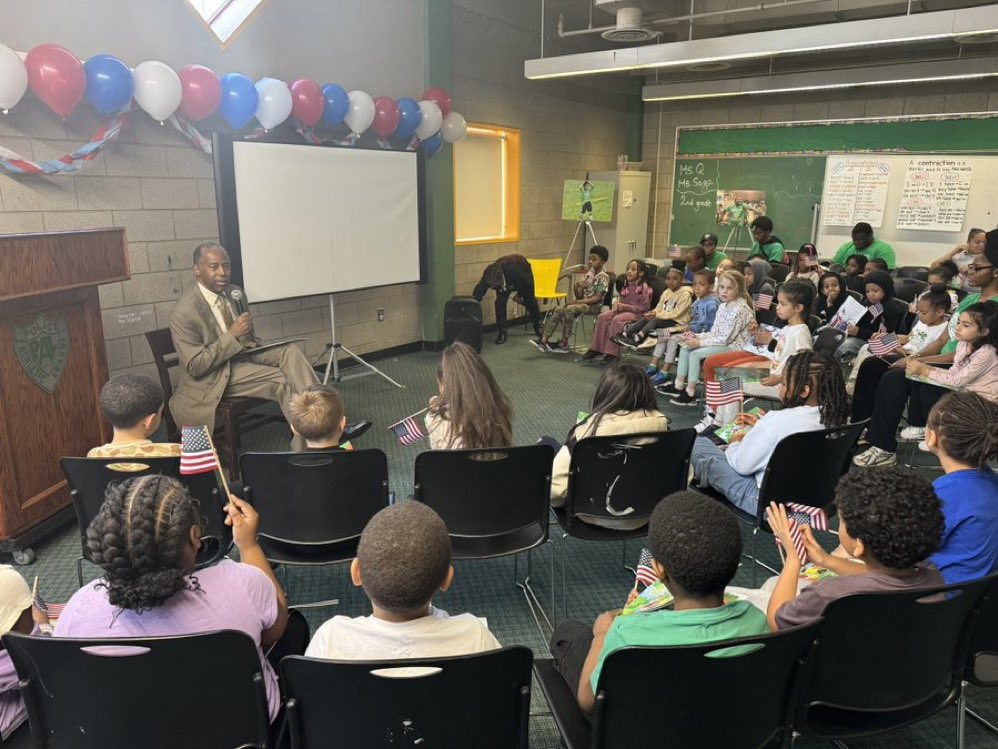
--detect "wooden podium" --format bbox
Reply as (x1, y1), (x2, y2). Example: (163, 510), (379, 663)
(0, 229), (129, 561)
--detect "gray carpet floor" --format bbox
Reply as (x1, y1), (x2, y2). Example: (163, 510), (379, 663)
(26, 326), (998, 747)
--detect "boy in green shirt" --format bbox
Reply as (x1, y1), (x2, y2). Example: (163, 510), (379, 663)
(831, 222), (896, 269)
(699, 232), (728, 271)
(548, 491), (768, 713)
(749, 216), (787, 264)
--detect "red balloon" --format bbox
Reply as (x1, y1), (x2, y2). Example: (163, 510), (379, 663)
(290, 79), (323, 127)
(25, 44), (84, 119)
(422, 87), (452, 118)
(372, 96), (401, 139)
(178, 64), (221, 121)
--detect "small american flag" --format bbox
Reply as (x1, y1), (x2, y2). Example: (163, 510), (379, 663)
(869, 333), (902, 357)
(705, 377), (743, 408)
(867, 302), (884, 320)
(180, 426), (219, 475)
(634, 548), (658, 588)
(390, 415), (427, 446)
(754, 293), (774, 311)
(33, 592), (66, 621)
(775, 502), (829, 565)
(668, 245), (682, 259)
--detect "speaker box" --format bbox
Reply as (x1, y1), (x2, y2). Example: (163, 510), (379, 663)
(444, 296), (483, 352)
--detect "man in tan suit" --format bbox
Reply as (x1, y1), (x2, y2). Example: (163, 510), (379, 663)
(169, 243), (318, 441)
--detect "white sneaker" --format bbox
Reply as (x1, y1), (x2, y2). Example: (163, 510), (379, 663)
(853, 446), (897, 467)
(918, 440), (930, 453)
(899, 426), (925, 441)
(694, 409), (716, 436)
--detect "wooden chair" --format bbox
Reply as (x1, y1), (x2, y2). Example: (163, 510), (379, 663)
(145, 328), (282, 480)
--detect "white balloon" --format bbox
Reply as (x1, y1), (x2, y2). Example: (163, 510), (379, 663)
(133, 60), (182, 123)
(344, 90), (375, 134)
(0, 44), (27, 113)
(441, 111), (467, 143)
(415, 100), (442, 141)
(254, 77), (292, 130)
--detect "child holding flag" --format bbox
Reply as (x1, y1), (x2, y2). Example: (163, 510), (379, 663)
(834, 271), (904, 362)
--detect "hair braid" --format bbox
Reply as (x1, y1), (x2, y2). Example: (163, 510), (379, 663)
(87, 475), (202, 612)
(782, 351), (850, 427)
(927, 391), (998, 469)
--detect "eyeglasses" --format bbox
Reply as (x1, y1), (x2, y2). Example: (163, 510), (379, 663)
(967, 264), (995, 273)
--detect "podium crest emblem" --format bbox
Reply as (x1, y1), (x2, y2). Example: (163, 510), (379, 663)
(14, 315), (70, 394)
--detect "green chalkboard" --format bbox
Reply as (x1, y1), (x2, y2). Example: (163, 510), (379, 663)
(670, 156), (825, 251)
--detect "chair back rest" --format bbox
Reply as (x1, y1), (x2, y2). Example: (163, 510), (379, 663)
(797, 575), (993, 722)
(756, 304), (777, 326)
(965, 573), (998, 686)
(769, 263), (791, 283)
(144, 328), (180, 438)
(280, 647), (533, 749)
(3, 630), (270, 749)
(240, 450), (390, 544)
(414, 444), (554, 537)
(897, 266), (930, 281)
(806, 314), (823, 333)
(527, 258), (563, 297)
(592, 622), (821, 749)
(846, 289), (864, 303)
(893, 278), (927, 303)
(646, 274), (667, 310)
(565, 430), (695, 528)
(756, 421), (867, 523)
(813, 327), (846, 356)
(602, 271), (616, 308)
(60, 456), (229, 566)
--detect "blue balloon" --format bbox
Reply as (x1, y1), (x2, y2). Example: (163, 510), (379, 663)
(422, 131), (444, 157)
(83, 55), (133, 114)
(321, 83), (349, 126)
(219, 73), (259, 129)
(393, 97), (422, 140)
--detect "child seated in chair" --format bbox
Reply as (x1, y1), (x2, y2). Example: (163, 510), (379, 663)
(0, 566), (52, 742)
(766, 469), (945, 630)
(87, 374), (180, 459)
(288, 384), (347, 451)
(305, 502), (501, 660)
(548, 491), (768, 713)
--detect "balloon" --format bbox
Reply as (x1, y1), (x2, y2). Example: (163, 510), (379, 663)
(320, 83), (349, 126)
(343, 90), (375, 135)
(289, 78), (323, 127)
(414, 100), (442, 140)
(24, 44), (85, 119)
(422, 131), (443, 157)
(254, 77), (292, 130)
(440, 111), (467, 143)
(83, 54), (133, 114)
(133, 60), (182, 122)
(372, 96), (400, 139)
(422, 86), (452, 118)
(178, 64), (221, 121)
(0, 43), (28, 112)
(219, 72), (258, 129)
(393, 97), (421, 140)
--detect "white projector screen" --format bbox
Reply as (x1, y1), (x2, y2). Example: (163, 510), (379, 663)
(214, 137), (426, 303)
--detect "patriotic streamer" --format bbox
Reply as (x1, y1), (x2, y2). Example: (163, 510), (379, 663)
(0, 109), (130, 175)
(168, 111), (212, 154)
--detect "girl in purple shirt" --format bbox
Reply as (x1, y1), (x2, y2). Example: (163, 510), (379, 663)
(583, 259), (653, 362)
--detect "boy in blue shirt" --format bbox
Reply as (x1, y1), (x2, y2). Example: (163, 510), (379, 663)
(649, 270), (718, 387)
(548, 490), (767, 713)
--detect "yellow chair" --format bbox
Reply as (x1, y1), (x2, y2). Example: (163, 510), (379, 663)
(527, 257), (567, 309)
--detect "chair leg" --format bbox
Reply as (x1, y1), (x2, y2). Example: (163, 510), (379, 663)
(77, 557), (84, 588)
(514, 550), (552, 642)
(957, 682), (967, 749)
(744, 527), (779, 586)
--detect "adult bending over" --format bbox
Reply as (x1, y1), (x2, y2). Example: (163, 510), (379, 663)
(472, 254), (541, 344)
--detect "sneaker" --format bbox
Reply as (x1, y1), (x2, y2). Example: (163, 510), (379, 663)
(528, 338), (547, 353)
(670, 391), (698, 407)
(650, 371), (670, 386)
(853, 446), (897, 467)
(655, 382), (681, 396)
(918, 440), (930, 453)
(547, 342), (571, 354)
(694, 411), (717, 435)
(581, 349), (600, 360)
(644, 365), (658, 377)
(899, 426), (925, 441)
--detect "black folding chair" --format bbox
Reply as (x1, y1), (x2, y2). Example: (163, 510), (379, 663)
(756, 303), (778, 326)
(894, 277), (927, 303)
(700, 421), (867, 584)
(60, 456), (230, 586)
(957, 574), (998, 749)
(414, 444), (554, 637)
(770, 263), (791, 283)
(793, 574), (994, 745)
(897, 265), (930, 282)
(552, 430), (695, 617)
(534, 621), (821, 749)
(3, 630), (270, 749)
(280, 647), (533, 749)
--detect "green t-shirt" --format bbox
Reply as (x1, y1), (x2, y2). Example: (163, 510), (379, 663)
(590, 600), (768, 692)
(725, 204), (747, 224)
(942, 292), (998, 355)
(831, 238), (897, 269)
(750, 240), (785, 263)
(704, 251), (728, 271)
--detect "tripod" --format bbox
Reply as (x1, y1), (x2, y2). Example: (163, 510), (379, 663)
(321, 294), (404, 388)
(722, 222), (747, 253)
(562, 216), (600, 271)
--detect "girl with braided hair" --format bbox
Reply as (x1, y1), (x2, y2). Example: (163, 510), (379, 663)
(689, 351), (850, 515)
(54, 475), (289, 722)
(924, 391), (998, 583)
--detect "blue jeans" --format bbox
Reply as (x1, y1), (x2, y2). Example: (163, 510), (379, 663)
(690, 437), (759, 515)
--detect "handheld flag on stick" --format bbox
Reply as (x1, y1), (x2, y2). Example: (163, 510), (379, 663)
(389, 408), (428, 446)
(31, 578), (65, 621)
(869, 333), (902, 357)
(754, 293), (774, 311)
(634, 548), (658, 589)
(774, 502), (830, 565)
(181, 425), (230, 496)
(668, 245), (682, 259)
(867, 302), (884, 320)
(705, 377), (744, 409)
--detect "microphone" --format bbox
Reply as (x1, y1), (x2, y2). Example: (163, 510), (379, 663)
(228, 286), (248, 316)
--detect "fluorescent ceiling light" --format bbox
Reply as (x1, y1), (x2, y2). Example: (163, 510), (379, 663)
(524, 5), (998, 80)
(642, 58), (998, 102)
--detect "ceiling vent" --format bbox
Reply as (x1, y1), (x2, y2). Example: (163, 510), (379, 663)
(595, 1), (658, 43)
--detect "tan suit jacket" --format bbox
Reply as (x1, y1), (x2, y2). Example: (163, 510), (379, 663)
(169, 285), (258, 431)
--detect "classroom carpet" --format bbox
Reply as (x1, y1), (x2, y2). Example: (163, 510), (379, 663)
(29, 326), (997, 748)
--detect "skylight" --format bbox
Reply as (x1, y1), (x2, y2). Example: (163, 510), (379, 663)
(186, 0), (266, 44)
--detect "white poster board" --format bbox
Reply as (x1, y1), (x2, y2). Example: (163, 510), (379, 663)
(822, 157), (891, 228)
(896, 158), (973, 232)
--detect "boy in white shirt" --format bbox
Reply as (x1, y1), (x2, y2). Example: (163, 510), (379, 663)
(305, 502), (501, 660)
